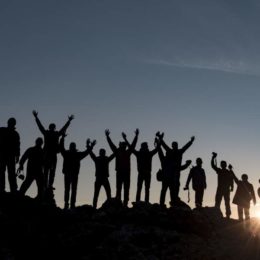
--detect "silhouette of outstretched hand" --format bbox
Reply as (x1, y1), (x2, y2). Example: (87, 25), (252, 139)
(183, 186), (189, 191)
(32, 110), (38, 118)
(191, 136), (195, 142)
(186, 160), (192, 165)
(122, 132), (127, 140)
(135, 128), (139, 136)
(105, 129), (110, 137)
(86, 138), (91, 148)
(156, 131), (164, 139)
(212, 152), (217, 158)
(91, 140), (97, 147)
(68, 115), (74, 121)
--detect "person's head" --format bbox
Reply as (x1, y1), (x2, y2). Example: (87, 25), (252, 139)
(140, 142), (148, 151)
(7, 117), (16, 129)
(99, 148), (106, 157)
(119, 141), (127, 150)
(220, 160), (227, 169)
(35, 137), (43, 147)
(171, 141), (178, 150)
(241, 174), (248, 181)
(49, 123), (56, 131)
(69, 142), (77, 152)
(196, 158), (203, 167)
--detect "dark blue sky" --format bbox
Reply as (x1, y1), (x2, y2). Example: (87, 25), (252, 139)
(1, 0), (260, 217)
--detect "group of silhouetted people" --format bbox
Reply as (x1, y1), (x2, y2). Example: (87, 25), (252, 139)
(0, 112), (258, 221)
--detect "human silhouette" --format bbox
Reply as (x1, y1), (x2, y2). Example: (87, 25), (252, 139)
(211, 152), (234, 218)
(125, 136), (158, 203)
(157, 132), (194, 205)
(105, 129), (138, 207)
(60, 134), (92, 209)
(184, 158), (207, 208)
(32, 110), (74, 191)
(0, 118), (20, 193)
(157, 139), (192, 206)
(230, 168), (256, 221)
(18, 137), (44, 199)
(88, 142), (115, 208)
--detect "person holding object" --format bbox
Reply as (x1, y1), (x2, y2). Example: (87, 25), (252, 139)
(211, 152), (234, 218)
(184, 158), (206, 208)
(229, 165), (256, 221)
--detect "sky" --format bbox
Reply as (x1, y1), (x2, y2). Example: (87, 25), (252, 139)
(1, 0), (260, 218)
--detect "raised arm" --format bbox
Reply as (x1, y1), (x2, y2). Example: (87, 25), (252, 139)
(108, 153), (115, 162)
(105, 129), (117, 152)
(83, 139), (96, 160)
(32, 110), (45, 134)
(181, 136), (195, 153)
(18, 149), (30, 171)
(180, 160), (192, 171)
(59, 115), (74, 135)
(59, 134), (66, 156)
(156, 131), (171, 152)
(129, 128), (139, 151)
(228, 165), (238, 186)
(211, 153), (218, 172)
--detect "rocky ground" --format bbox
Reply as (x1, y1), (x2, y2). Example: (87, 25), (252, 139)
(0, 193), (259, 260)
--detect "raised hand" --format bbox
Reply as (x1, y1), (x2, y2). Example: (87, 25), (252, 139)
(186, 160), (192, 165)
(191, 136), (195, 142)
(212, 152), (217, 158)
(32, 110), (38, 118)
(156, 131), (164, 139)
(122, 132), (127, 140)
(105, 129), (110, 137)
(91, 140), (97, 147)
(135, 128), (139, 136)
(86, 138), (91, 148)
(68, 115), (74, 121)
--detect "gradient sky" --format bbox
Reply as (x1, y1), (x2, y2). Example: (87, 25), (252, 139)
(1, 0), (260, 218)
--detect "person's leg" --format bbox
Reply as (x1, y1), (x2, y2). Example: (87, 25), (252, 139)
(64, 174), (70, 209)
(195, 188), (204, 208)
(215, 187), (222, 208)
(123, 174), (130, 207)
(244, 207), (250, 220)
(48, 155), (57, 189)
(7, 157), (17, 192)
(35, 172), (44, 200)
(103, 178), (111, 200)
(170, 182), (180, 205)
(0, 160), (7, 193)
(237, 206), (243, 221)
(224, 190), (231, 218)
(144, 174), (151, 203)
(160, 181), (168, 206)
(93, 179), (102, 209)
(116, 172), (123, 201)
(20, 173), (34, 195)
(71, 174), (78, 209)
(136, 173), (143, 202)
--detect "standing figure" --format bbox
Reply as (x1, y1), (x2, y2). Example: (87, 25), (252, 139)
(157, 138), (192, 206)
(18, 137), (44, 199)
(32, 110), (74, 190)
(60, 134), (92, 209)
(88, 142), (115, 208)
(157, 132), (195, 205)
(184, 158), (207, 208)
(127, 137), (158, 203)
(0, 118), (20, 193)
(231, 169), (256, 221)
(211, 152), (234, 218)
(105, 129), (138, 207)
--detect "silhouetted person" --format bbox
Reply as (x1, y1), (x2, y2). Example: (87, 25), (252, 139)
(0, 118), (20, 193)
(157, 140), (192, 206)
(60, 134), (92, 209)
(18, 137), (44, 199)
(32, 110), (74, 190)
(105, 129), (138, 207)
(88, 142), (115, 208)
(157, 132), (194, 205)
(211, 152), (234, 218)
(230, 169), (256, 221)
(184, 158), (206, 208)
(126, 137), (158, 203)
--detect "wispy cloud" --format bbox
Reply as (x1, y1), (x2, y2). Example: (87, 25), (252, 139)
(144, 58), (260, 77)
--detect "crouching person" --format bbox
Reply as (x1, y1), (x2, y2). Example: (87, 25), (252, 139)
(60, 134), (93, 209)
(230, 165), (256, 221)
(18, 137), (44, 200)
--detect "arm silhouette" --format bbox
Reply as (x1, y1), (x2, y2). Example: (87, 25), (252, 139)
(32, 110), (46, 134)
(129, 128), (139, 151)
(82, 139), (96, 160)
(181, 136), (195, 153)
(59, 135), (66, 156)
(184, 168), (193, 189)
(59, 115), (74, 135)
(250, 184), (257, 205)
(108, 153), (115, 162)
(180, 160), (192, 171)
(211, 154), (218, 172)
(105, 129), (117, 152)
(18, 149), (30, 171)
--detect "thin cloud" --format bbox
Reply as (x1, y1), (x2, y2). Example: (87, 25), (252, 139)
(144, 58), (260, 77)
